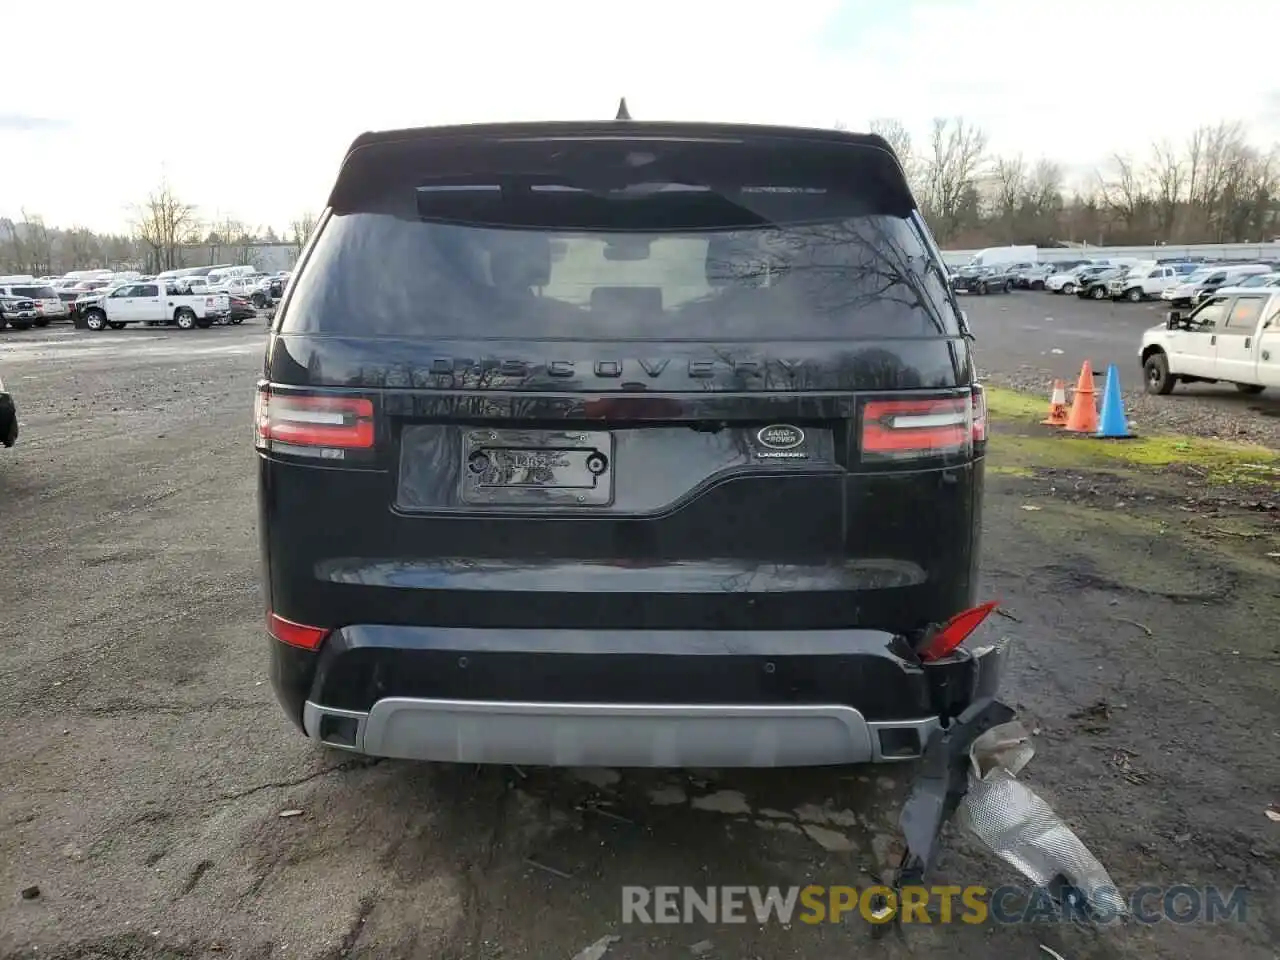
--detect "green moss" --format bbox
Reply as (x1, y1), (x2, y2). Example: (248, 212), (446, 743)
(985, 386), (1050, 421)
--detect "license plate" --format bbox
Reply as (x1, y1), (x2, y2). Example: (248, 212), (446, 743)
(460, 429), (614, 507)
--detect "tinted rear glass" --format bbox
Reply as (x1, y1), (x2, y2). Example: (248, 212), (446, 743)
(14, 286), (57, 298)
(283, 135), (956, 341)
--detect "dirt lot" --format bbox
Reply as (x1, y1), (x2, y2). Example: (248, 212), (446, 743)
(1, 324), (1277, 960)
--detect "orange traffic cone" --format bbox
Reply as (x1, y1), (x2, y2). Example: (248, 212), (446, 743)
(1064, 361), (1098, 434)
(1041, 380), (1069, 426)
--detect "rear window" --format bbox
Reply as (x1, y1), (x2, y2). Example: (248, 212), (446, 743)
(14, 286), (56, 299)
(283, 134), (957, 341)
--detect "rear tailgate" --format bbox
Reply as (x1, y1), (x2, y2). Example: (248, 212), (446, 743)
(259, 125), (982, 639)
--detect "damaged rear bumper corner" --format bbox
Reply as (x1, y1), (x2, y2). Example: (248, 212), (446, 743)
(894, 636), (1125, 926)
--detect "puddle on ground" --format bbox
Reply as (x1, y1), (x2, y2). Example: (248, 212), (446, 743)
(690, 789), (752, 815)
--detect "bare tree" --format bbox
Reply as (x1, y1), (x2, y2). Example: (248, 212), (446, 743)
(919, 117), (988, 242)
(131, 181), (200, 273)
(1146, 140), (1185, 239)
(992, 155), (1027, 223)
(205, 215), (259, 266)
(19, 211), (54, 275)
(0, 218), (25, 273)
(63, 227), (103, 271)
(1183, 121), (1254, 241)
(1096, 154), (1154, 241)
(289, 212), (317, 256)
(1024, 160), (1064, 214)
(869, 117), (923, 199)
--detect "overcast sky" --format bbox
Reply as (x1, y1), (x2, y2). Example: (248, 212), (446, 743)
(3, 0), (1277, 234)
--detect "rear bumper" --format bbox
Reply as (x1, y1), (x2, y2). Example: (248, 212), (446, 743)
(272, 624), (1008, 767)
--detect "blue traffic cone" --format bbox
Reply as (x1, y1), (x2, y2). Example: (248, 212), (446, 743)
(1096, 364), (1133, 438)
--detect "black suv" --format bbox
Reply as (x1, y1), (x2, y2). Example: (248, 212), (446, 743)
(257, 121), (1009, 806)
(950, 265), (1013, 295)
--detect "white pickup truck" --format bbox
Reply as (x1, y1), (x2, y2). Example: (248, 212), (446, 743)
(77, 280), (231, 331)
(1140, 287), (1280, 395)
(1109, 262), (1185, 302)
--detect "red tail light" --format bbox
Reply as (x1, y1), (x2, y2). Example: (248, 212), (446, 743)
(971, 384), (987, 444)
(255, 386), (374, 457)
(267, 611), (329, 651)
(861, 395), (973, 459)
(919, 601), (999, 662)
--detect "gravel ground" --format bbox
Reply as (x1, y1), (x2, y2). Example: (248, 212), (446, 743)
(0, 322), (1277, 960)
(965, 292), (1280, 449)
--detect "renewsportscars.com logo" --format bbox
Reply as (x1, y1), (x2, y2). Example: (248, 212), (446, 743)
(621, 885), (1249, 926)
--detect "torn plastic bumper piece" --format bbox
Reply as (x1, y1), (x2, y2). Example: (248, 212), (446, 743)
(886, 635), (1017, 907)
(897, 697), (1018, 888)
(877, 637), (1126, 933)
(955, 719), (1127, 921)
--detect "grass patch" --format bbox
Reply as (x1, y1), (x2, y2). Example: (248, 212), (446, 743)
(985, 387), (1280, 485)
(988, 464), (1035, 477)
(985, 386), (1049, 421)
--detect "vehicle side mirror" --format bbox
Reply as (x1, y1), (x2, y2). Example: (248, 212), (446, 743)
(1167, 310), (1183, 328)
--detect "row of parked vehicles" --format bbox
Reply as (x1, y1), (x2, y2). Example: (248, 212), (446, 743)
(1034, 259), (1280, 305)
(950, 255), (1280, 307)
(0, 265), (291, 331)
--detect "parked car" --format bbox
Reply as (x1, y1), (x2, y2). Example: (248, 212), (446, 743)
(0, 295), (39, 330)
(0, 282), (61, 327)
(1108, 262), (1189, 302)
(77, 281), (231, 330)
(0, 370), (16, 449)
(1191, 266), (1277, 305)
(1142, 287), (1280, 395)
(1016, 260), (1089, 290)
(950, 264), (1014, 294)
(1001, 261), (1035, 283)
(1078, 266), (1129, 300)
(1013, 264), (1051, 289)
(257, 114), (1013, 856)
(1163, 264), (1274, 308)
(1228, 272), (1280, 289)
(1045, 264), (1111, 295)
(267, 273), (290, 301)
(226, 295), (254, 323)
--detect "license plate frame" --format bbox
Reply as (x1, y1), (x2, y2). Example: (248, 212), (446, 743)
(459, 429), (615, 507)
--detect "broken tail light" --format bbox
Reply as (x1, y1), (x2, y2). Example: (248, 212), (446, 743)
(918, 601), (1000, 662)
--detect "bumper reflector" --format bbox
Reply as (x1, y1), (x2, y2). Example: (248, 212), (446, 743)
(267, 612), (329, 651)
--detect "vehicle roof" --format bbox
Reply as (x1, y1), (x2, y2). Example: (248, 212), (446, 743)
(345, 119), (895, 153)
(329, 120), (912, 214)
(1210, 282), (1280, 295)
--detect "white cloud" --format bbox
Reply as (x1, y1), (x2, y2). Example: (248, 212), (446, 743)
(1, 0), (1275, 231)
